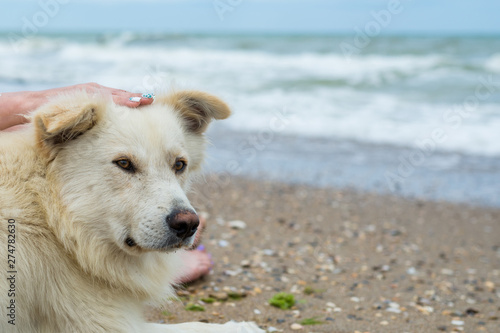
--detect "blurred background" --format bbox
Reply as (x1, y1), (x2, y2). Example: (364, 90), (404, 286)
(1, 0), (499, 206)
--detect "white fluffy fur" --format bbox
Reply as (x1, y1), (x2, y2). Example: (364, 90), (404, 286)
(0, 91), (264, 333)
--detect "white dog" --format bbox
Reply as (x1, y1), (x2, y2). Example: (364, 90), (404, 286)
(0, 91), (264, 333)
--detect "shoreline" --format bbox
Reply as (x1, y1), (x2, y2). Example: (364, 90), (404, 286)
(147, 175), (500, 333)
(205, 126), (500, 209)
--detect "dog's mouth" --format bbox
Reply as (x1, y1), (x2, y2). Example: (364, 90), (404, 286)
(124, 235), (193, 251)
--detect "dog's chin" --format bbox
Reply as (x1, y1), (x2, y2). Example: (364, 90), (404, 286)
(122, 235), (195, 253)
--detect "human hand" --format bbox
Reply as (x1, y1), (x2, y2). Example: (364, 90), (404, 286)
(0, 83), (155, 131)
(48, 82), (155, 108)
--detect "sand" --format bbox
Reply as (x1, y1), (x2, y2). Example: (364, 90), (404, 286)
(146, 175), (500, 333)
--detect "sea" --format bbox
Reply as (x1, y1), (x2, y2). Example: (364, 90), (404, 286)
(1, 33), (499, 207)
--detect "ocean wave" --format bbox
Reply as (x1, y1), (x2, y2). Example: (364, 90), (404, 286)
(1, 34), (499, 157)
(0, 38), (462, 89)
(221, 88), (500, 157)
(486, 54), (500, 72)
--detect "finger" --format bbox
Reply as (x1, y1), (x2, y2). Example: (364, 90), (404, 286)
(114, 95), (142, 108)
(111, 90), (140, 98)
(112, 92), (154, 106)
(138, 97), (154, 106)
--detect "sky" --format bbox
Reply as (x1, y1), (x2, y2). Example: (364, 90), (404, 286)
(0, 0), (499, 35)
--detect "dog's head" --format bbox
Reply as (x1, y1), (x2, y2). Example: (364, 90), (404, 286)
(33, 90), (230, 254)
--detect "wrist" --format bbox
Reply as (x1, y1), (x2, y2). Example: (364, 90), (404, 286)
(22, 90), (47, 113)
(0, 90), (46, 130)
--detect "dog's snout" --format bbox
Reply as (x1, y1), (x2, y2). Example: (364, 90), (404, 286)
(166, 210), (199, 240)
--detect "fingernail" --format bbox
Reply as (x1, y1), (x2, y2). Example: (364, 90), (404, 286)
(142, 93), (154, 99)
(129, 97), (141, 102)
(197, 244), (205, 251)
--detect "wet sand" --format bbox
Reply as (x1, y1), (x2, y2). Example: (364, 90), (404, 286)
(146, 175), (500, 333)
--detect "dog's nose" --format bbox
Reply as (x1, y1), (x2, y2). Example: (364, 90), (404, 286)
(166, 210), (199, 240)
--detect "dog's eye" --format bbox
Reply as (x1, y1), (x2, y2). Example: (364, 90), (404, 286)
(114, 158), (135, 172)
(174, 159), (187, 173)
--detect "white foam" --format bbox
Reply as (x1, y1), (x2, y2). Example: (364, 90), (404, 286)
(486, 54), (500, 72)
(1, 35), (499, 157)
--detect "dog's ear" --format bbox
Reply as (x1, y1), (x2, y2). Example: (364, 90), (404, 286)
(160, 91), (231, 134)
(34, 93), (105, 154)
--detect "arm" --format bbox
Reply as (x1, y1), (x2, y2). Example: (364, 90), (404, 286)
(0, 91), (44, 131)
(0, 83), (154, 131)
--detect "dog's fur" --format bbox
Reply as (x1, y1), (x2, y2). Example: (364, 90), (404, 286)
(0, 91), (264, 332)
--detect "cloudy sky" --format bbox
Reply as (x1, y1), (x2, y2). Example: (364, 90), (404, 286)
(0, 0), (499, 35)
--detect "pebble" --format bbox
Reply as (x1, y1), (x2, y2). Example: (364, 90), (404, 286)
(263, 249), (275, 256)
(223, 269), (242, 276)
(485, 281), (495, 291)
(465, 308), (479, 316)
(267, 327), (282, 332)
(290, 323), (303, 330)
(176, 290), (190, 297)
(390, 229), (402, 236)
(228, 220), (247, 229)
(290, 285), (300, 294)
(209, 292), (228, 301)
(407, 267), (417, 275)
(451, 320), (464, 326)
(386, 307), (401, 314)
(388, 302), (400, 309)
(416, 305), (434, 314)
(218, 240), (229, 247)
(240, 260), (251, 268)
(254, 309), (261, 315)
(365, 224), (376, 233)
(332, 268), (344, 274)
